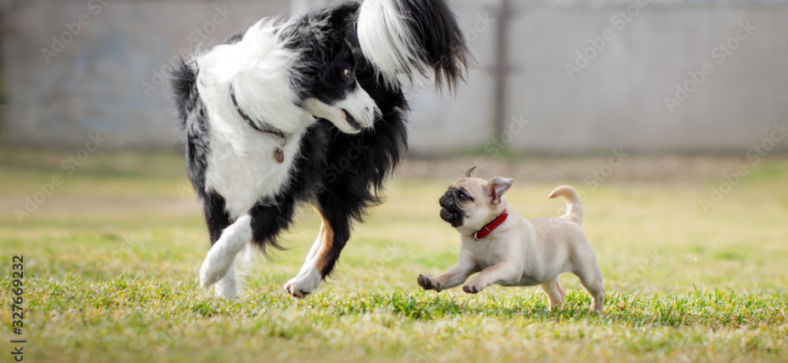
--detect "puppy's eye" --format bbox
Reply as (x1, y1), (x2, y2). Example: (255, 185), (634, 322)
(457, 191), (469, 201)
(343, 68), (351, 77)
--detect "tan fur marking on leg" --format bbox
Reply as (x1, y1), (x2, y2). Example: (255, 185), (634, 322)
(314, 212), (335, 274)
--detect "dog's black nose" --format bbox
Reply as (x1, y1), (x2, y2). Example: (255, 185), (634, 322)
(439, 190), (454, 208)
(439, 189), (463, 227)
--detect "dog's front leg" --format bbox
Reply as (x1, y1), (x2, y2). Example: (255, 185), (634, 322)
(200, 214), (253, 291)
(462, 262), (520, 294)
(417, 263), (475, 292)
(284, 207), (350, 299)
(283, 218), (327, 299)
(214, 257), (241, 299)
(418, 255), (476, 292)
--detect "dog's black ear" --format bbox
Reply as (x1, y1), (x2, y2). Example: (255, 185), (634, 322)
(488, 177), (513, 204)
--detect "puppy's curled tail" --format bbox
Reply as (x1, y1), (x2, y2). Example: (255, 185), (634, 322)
(547, 185), (583, 226)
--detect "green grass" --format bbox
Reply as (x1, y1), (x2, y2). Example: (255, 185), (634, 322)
(1, 150), (787, 362)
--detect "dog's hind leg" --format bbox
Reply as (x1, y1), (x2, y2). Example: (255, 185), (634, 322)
(575, 266), (605, 314)
(200, 214), (253, 292)
(539, 277), (565, 310)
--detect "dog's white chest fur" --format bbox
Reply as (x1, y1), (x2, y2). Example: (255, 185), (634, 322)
(193, 21), (316, 220)
(204, 119), (305, 219)
(464, 236), (518, 269)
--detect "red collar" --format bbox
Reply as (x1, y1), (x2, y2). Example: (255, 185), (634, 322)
(472, 209), (508, 240)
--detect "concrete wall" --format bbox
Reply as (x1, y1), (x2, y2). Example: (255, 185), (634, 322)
(501, 0), (788, 153)
(410, 0), (788, 154)
(2, 0), (787, 153)
(2, 0), (289, 149)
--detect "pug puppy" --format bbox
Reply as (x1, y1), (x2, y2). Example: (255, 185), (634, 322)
(418, 167), (605, 313)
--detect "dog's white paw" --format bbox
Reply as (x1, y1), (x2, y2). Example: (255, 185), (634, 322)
(284, 268), (322, 299)
(199, 248), (233, 289)
(214, 280), (237, 299)
(214, 269), (242, 300)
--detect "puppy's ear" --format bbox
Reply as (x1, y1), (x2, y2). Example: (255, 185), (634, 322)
(465, 166), (476, 178)
(487, 177), (513, 204)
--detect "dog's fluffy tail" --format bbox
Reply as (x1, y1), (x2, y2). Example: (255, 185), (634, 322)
(548, 185), (583, 226)
(357, 0), (475, 91)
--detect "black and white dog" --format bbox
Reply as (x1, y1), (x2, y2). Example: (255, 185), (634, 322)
(172, 0), (472, 299)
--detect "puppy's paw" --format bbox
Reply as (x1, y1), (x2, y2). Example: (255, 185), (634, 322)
(417, 275), (441, 292)
(462, 284), (481, 294)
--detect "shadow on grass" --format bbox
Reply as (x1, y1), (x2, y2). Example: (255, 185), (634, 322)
(16, 275), (787, 330)
(204, 287), (786, 329)
(304, 288), (787, 329)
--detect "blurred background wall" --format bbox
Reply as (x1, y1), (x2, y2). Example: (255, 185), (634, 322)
(1, 0), (786, 154)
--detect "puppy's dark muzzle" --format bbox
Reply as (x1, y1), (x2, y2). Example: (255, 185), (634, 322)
(440, 208), (462, 226)
(439, 191), (464, 227)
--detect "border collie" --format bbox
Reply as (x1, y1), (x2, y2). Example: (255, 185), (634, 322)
(171, 0), (473, 299)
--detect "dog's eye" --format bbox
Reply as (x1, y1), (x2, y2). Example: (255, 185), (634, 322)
(343, 68), (351, 77)
(457, 191), (469, 201)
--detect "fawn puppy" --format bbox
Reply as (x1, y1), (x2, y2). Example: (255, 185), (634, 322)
(418, 167), (605, 313)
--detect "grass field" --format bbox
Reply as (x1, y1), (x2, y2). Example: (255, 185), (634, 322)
(1, 150), (787, 362)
